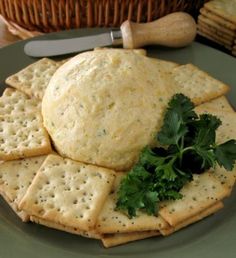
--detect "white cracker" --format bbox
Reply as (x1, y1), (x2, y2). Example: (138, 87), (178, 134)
(96, 173), (169, 234)
(197, 29), (233, 50)
(101, 231), (160, 248)
(0, 112), (52, 160)
(197, 21), (235, 42)
(159, 172), (229, 226)
(30, 215), (101, 239)
(19, 154), (116, 231)
(200, 8), (236, 30)
(204, 0), (236, 25)
(0, 88), (41, 116)
(160, 202), (223, 236)
(198, 14), (236, 37)
(0, 155), (47, 221)
(5, 58), (60, 99)
(197, 26), (233, 46)
(170, 64), (230, 105)
(195, 107), (236, 192)
(197, 96), (234, 112)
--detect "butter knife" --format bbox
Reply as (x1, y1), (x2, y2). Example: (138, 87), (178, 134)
(24, 12), (196, 57)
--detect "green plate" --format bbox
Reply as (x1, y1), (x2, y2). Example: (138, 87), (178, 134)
(0, 29), (236, 258)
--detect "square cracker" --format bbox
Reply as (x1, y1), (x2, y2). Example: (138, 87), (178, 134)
(170, 64), (230, 105)
(5, 58), (60, 100)
(159, 172), (229, 226)
(96, 173), (168, 234)
(0, 112), (52, 160)
(101, 231), (160, 248)
(197, 96), (234, 112)
(195, 107), (236, 192)
(198, 20), (234, 42)
(160, 201), (223, 236)
(197, 29), (232, 50)
(0, 88), (41, 116)
(30, 215), (101, 239)
(197, 26), (233, 46)
(200, 8), (236, 30)
(204, 0), (236, 25)
(198, 14), (236, 37)
(19, 154), (116, 231)
(150, 58), (179, 74)
(0, 155), (47, 221)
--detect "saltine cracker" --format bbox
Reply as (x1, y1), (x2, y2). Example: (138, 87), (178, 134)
(0, 112), (51, 160)
(0, 88), (41, 116)
(5, 58), (60, 99)
(0, 155), (47, 221)
(101, 231), (160, 248)
(204, 0), (236, 25)
(159, 172), (229, 226)
(19, 154), (116, 231)
(96, 173), (168, 234)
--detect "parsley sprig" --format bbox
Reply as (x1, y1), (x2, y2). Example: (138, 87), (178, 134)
(116, 94), (236, 217)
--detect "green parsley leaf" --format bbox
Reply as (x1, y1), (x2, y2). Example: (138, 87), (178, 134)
(116, 94), (236, 217)
(215, 140), (236, 170)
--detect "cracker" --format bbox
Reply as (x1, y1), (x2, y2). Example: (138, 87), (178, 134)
(160, 202), (223, 236)
(159, 172), (229, 226)
(5, 58), (60, 99)
(198, 20), (235, 41)
(200, 8), (236, 30)
(30, 215), (101, 239)
(198, 14), (236, 37)
(96, 173), (169, 234)
(150, 58), (179, 74)
(0, 88), (41, 116)
(0, 155), (47, 221)
(170, 64), (230, 105)
(19, 154), (116, 231)
(204, 0), (236, 25)
(101, 231), (160, 248)
(195, 107), (236, 192)
(197, 96), (234, 112)
(197, 30), (233, 50)
(197, 26), (233, 46)
(0, 112), (52, 160)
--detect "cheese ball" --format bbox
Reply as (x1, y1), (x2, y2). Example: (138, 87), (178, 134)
(42, 49), (172, 170)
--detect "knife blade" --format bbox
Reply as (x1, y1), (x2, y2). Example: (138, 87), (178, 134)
(24, 30), (122, 57)
(24, 12), (197, 57)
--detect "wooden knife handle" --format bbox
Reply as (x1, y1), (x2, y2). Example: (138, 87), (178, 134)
(120, 12), (197, 49)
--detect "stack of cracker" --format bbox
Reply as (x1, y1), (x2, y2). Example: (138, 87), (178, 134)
(0, 51), (236, 248)
(197, 0), (236, 56)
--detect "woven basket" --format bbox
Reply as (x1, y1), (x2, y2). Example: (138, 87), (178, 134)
(0, 0), (208, 33)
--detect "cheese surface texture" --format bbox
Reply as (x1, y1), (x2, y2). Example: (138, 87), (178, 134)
(42, 49), (172, 170)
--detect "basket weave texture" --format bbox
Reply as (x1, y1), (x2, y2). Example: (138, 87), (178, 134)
(0, 0), (208, 33)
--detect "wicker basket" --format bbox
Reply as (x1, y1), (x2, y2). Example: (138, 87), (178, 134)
(0, 0), (208, 33)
